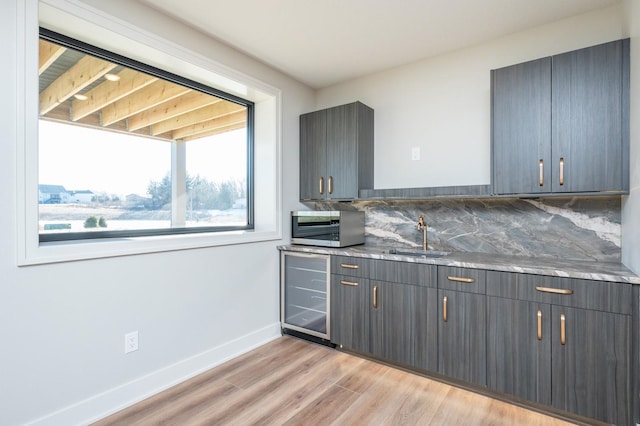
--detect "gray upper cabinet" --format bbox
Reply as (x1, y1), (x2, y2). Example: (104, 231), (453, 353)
(491, 39), (629, 196)
(492, 57), (552, 195)
(552, 40), (629, 193)
(299, 102), (374, 201)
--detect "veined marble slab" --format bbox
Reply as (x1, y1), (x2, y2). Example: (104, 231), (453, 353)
(279, 245), (640, 285)
(311, 196), (622, 263)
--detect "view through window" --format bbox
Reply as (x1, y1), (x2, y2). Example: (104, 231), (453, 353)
(38, 29), (253, 242)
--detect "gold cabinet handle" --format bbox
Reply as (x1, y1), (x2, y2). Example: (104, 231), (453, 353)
(319, 176), (324, 195)
(560, 313), (566, 345)
(447, 276), (475, 284)
(328, 176), (333, 194)
(340, 280), (358, 286)
(443, 296), (448, 322)
(340, 263), (359, 269)
(537, 309), (542, 341)
(559, 158), (564, 186)
(539, 160), (544, 186)
(535, 286), (573, 295)
(373, 285), (378, 309)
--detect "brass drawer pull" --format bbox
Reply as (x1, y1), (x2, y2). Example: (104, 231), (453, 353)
(319, 176), (324, 194)
(560, 313), (566, 345)
(328, 176), (334, 194)
(443, 296), (448, 322)
(539, 159), (544, 186)
(447, 276), (475, 284)
(535, 286), (573, 295)
(559, 158), (565, 186)
(340, 263), (359, 269)
(373, 285), (378, 309)
(340, 280), (358, 287)
(537, 309), (542, 341)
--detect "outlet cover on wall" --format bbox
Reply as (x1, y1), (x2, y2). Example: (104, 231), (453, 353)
(124, 331), (138, 354)
(411, 147), (421, 161)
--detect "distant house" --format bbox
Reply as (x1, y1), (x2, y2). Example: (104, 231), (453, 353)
(38, 184), (69, 204)
(68, 190), (95, 204)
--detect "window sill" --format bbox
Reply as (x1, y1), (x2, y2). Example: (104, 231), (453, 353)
(19, 229), (281, 266)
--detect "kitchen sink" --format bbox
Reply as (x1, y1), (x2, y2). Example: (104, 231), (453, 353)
(386, 249), (450, 258)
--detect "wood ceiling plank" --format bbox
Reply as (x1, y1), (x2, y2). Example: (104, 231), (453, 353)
(172, 110), (246, 140)
(180, 122), (247, 142)
(100, 80), (191, 127)
(38, 39), (66, 75)
(71, 69), (158, 121)
(152, 101), (245, 136)
(40, 56), (118, 115)
(127, 91), (222, 131)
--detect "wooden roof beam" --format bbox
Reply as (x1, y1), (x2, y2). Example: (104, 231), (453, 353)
(71, 69), (158, 121)
(40, 56), (117, 115)
(172, 110), (246, 140)
(100, 80), (191, 127)
(39, 39), (66, 75)
(127, 91), (222, 132)
(181, 122), (246, 141)
(152, 101), (245, 136)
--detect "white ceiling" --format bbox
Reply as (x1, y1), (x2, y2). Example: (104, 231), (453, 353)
(139, 0), (620, 89)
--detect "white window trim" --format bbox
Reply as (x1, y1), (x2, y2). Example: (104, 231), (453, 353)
(16, 0), (282, 265)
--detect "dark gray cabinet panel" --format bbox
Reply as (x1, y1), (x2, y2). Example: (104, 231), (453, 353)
(551, 305), (631, 425)
(487, 297), (551, 405)
(491, 39), (629, 196)
(438, 266), (486, 294)
(299, 102), (373, 200)
(299, 110), (327, 200)
(370, 281), (438, 372)
(552, 40), (628, 193)
(492, 57), (551, 194)
(438, 289), (486, 386)
(330, 274), (370, 353)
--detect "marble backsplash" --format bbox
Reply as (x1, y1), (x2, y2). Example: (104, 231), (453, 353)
(311, 197), (622, 263)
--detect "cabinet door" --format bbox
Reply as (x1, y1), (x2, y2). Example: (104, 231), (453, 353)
(326, 103), (359, 199)
(492, 57), (551, 194)
(330, 274), (370, 353)
(486, 297), (551, 405)
(552, 40), (627, 193)
(299, 110), (327, 200)
(370, 282), (438, 372)
(550, 305), (631, 425)
(438, 290), (486, 386)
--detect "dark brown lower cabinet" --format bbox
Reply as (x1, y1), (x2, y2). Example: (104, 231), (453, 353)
(438, 289), (486, 386)
(370, 281), (438, 372)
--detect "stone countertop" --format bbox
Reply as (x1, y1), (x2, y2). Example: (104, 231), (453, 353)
(279, 244), (640, 285)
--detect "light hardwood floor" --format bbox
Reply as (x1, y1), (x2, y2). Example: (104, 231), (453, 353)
(93, 336), (576, 425)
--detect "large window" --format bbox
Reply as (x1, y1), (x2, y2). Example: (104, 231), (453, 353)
(38, 29), (254, 242)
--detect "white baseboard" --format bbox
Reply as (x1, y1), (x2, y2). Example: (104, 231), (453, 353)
(27, 323), (282, 426)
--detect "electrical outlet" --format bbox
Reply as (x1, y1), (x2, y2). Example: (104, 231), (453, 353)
(124, 331), (138, 354)
(411, 147), (421, 161)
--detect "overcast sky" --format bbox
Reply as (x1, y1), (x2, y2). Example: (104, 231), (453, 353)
(39, 120), (247, 196)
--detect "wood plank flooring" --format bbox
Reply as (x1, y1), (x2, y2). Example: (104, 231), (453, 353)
(93, 336), (575, 425)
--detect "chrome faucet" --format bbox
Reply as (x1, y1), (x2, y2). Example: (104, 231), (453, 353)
(417, 215), (427, 250)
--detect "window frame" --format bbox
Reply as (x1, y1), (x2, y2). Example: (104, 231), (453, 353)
(38, 28), (256, 243)
(15, 0), (282, 266)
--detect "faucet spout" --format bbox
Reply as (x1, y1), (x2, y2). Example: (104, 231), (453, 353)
(417, 215), (427, 251)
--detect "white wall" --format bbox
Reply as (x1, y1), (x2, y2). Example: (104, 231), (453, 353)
(316, 5), (626, 190)
(622, 0), (640, 275)
(0, 1), (311, 424)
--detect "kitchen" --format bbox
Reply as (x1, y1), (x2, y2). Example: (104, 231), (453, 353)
(1, 0), (639, 425)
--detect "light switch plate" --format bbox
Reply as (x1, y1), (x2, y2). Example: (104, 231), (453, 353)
(411, 147), (421, 161)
